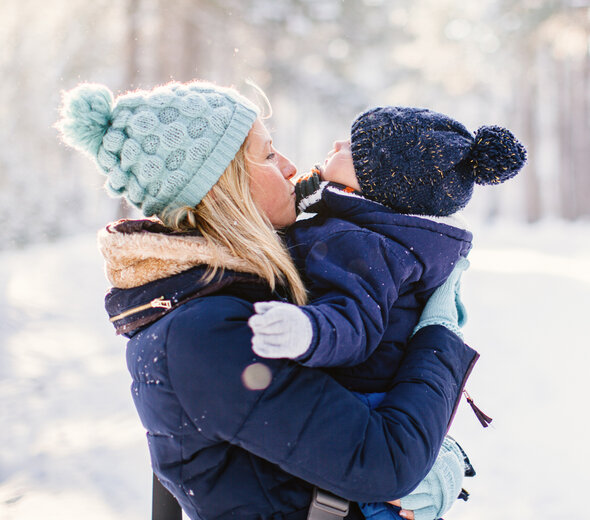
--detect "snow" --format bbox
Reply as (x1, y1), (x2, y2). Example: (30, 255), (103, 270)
(1, 219), (589, 519)
(0, 236), (151, 519)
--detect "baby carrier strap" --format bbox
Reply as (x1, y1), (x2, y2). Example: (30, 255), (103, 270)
(307, 487), (350, 520)
(151, 473), (349, 519)
(152, 473), (182, 520)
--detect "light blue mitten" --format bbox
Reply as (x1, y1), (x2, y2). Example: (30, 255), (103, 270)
(413, 257), (470, 339)
(248, 301), (313, 359)
(399, 436), (466, 520)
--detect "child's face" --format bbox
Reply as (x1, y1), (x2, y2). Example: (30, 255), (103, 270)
(321, 140), (361, 192)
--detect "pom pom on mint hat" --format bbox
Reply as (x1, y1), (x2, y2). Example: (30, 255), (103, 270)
(56, 81), (259, 217)
(350, 106), (527, 217)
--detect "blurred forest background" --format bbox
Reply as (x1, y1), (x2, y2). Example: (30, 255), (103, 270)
(1, 0), (590, 248)
(2, 3), (590, 518)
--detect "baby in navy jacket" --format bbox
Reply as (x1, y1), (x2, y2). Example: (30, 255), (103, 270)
(249, 106), (526, 520)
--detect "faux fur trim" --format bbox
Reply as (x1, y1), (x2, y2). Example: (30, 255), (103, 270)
(97, 222), (259, 289)
(404, 212), (470, 232)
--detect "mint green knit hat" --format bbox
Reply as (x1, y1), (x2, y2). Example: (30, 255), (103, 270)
(57, 81), (259, 217)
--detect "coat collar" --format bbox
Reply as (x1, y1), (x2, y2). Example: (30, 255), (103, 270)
(298, 182), (471, 234)
(98, 219), (279, 336)
(296, 182), (473, 246)
(98, 218), (261, 289)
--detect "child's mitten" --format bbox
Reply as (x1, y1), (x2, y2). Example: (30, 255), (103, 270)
(248, 301), (313, 359)
(413, 257), (469, 338)
(295, 167), (328, 214)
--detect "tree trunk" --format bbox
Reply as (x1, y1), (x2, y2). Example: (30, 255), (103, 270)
(571, 41), (590, 217)
(557, 58), (576, 219)
(520, 42), (542, 222)
(117, 0), (142, 220)
(180, 1), (200, 82)
(156, 0), (189, 82)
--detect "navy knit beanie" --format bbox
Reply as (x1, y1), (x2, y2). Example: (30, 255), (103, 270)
(350, 106), (527, 216)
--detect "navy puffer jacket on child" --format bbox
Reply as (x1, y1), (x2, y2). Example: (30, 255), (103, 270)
(286, 184), (473, 392)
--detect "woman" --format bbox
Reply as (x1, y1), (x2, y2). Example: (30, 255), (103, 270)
(57, 80), (477, 520)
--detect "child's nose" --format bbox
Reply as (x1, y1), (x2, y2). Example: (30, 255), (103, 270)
(333, 140), (350, 152)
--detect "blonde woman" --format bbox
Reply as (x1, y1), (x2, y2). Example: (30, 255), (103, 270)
(57, 81), (477, 520)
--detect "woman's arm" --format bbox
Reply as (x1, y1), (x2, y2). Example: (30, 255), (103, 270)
(167, 298), (477, 503)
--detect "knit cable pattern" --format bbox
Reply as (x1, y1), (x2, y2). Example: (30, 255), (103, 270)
(58, 81), (259, 216)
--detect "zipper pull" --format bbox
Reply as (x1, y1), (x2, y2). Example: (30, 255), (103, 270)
(151, 297), (172, 310)
(464, 390), (493, 428)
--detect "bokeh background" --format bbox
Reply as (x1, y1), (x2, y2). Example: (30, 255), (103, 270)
(3, 0), (590, 243)
(1, 1), (589, 519)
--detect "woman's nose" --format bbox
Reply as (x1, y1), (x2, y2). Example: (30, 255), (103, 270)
(280, 155), (297, 179)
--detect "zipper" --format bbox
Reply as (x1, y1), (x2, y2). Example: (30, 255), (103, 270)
(463, 389), (493, 428)
(447, 350), (479, 431)
(109, 296), (172, 323)
(446, 350), (494, 429)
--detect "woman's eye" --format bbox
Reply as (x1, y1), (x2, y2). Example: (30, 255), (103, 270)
(266, 153), (276, 161)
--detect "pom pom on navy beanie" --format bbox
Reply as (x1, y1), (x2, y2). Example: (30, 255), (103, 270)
(350, 106), (527, 216)
(56, 81), (259, 217)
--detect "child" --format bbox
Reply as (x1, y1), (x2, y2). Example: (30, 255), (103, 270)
(249, 106), (526, 519)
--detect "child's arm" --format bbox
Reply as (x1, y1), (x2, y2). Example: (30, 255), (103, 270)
(251, 228), (417, 366)
(249, 258), (469, 367)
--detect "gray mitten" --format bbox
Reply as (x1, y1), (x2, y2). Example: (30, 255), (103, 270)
(248, 301), (313, 359)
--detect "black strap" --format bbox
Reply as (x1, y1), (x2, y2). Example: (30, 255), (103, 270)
(307, 488), (349, 520)
(151, 474), (348, 520)
(152, 472), (182, 520)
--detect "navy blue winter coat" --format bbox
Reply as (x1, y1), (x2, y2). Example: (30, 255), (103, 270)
(286, 184), (473, 392)
(102, 221), (477, 520)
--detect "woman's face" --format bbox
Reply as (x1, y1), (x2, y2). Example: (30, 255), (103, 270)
(246, 119), (298, 228)
(321, 139), (361, 191)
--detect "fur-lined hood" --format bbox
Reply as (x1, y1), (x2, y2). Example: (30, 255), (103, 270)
(100, 219), (281, 336)
(98, 219), (259, 289)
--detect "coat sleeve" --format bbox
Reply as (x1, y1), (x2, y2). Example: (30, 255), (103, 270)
(166, 298), (477, 504)
(297, 228), (421, 367)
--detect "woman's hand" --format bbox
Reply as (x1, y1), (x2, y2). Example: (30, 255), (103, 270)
(392, 436), (467, 520)
(387, 500), (414, 519)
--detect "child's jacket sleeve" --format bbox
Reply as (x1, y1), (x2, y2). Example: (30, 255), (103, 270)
(295, 227), (420, 367)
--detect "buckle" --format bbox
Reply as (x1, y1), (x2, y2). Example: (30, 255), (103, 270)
(307, 488), (349, 519)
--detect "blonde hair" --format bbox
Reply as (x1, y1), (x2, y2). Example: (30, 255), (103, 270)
(161, 141), (307, 305)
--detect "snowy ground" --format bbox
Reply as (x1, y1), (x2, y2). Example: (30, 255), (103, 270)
(1, 219), (589, 519)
